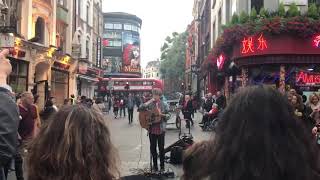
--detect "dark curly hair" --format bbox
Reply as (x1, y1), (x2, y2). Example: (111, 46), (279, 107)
(207, 85), (320, 180)
(27, 105), (120, 180)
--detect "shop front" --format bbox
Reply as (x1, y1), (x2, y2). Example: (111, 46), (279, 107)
(51, 61), (70, 106)
(77, 60), (100, 98)
(227, 34), (320, 96)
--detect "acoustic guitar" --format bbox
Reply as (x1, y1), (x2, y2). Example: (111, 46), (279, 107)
(139, 107), (162, 130)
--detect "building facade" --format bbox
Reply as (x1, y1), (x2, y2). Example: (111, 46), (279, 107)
(143, 60), (161, 79)
(72, 0), (103, 99)
(102, 12), (142, 78)
(2, 0), (78, 108)
(194, 0), (320, 100)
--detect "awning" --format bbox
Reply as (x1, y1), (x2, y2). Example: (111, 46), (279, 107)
(78, 75), (99, 82)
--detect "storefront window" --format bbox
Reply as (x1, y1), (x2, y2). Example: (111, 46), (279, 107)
(8, 59), (28, 94)
(51, 69), (69, 106)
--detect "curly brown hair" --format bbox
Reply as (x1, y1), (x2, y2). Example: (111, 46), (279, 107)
(27, 105), (120, 180)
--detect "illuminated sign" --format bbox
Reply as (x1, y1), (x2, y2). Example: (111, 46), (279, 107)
(122, 65), (140, 73)
(313, 35), (320, 48)
(241, 34), (268, 54)
(296, 71), (320, 86)
(216, 54), (225, 70)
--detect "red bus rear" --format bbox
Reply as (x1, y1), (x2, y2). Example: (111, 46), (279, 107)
(98, 78), (164, 95)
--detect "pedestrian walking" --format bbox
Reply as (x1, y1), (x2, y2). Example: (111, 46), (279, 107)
(26, 105), (120, 180)
(119, 97), (126, 117)
(0, 49), (20, 180)
(127, 93), (135, 124)
(182, 95), (194, 128)
(113, 96), (120, 119)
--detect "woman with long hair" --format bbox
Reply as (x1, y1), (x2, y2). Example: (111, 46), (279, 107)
(27, 105), (120, 180)
(200, 86), (320, 180)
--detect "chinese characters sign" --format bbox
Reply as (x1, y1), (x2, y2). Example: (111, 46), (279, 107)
(296, 71), (320, 86)
(241, 34), (268, 54)
(313, 35), (320, 48)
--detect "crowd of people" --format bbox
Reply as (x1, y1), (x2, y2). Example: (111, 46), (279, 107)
(1, 47), (320, 180)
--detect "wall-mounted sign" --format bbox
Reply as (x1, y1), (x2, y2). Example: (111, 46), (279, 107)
(296, 71), (320, 86)
(281, 0), (307, 6)
(216, 54), (225, 70)
(313, 35), (320, 48)
(96, 37), (102, 67)
(241, 34), (268, 54)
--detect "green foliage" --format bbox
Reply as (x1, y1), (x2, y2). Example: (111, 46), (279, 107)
(239, 11), (249, 23)
(308, 3), (319, 19)
(250, 7), (257, 21)
(278, 3), (286, 17)
(287, 3), (300, 17)
(160, 31), (187, 83)
(231, 13), (239, 24)
(259, 7), (269, 18)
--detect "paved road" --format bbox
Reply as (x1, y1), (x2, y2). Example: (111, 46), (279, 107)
(8, 109), (212, 179)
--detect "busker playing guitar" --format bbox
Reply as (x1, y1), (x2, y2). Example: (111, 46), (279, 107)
(140, 88), (169, 172)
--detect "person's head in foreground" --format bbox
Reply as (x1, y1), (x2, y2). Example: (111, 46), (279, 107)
(205, 85), (320, 180)
(27, 105), (119, 180)
(182, 141), (211, 180)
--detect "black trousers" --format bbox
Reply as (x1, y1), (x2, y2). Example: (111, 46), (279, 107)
(184, 112), (194, 126)
(0, 166), (5, 180)
(149, 133), (165, 170)
(4, 150), (24, 180)
(128, 108), (134, 123)
(120, 107), (126, 117)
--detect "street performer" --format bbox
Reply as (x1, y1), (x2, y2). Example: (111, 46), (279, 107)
(140, 88), (169, 172)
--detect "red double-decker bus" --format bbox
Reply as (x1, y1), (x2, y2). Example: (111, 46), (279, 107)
(98, 78), (164, 95)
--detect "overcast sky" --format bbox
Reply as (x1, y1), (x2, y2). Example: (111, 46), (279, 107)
(102, 0), (194, 67)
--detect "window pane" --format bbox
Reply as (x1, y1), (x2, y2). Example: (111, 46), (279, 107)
(132, 26), (138, 32)
(113, 23), (122, 29)
(105, 23), (113, 29)
(124, 24), (132, 30)
(103, 32), (122, 39)
(19, 63), (28, 76)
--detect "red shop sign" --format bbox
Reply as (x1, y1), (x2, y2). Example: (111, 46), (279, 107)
(241, 34), (268, 54)
(296, 71), (320, 86)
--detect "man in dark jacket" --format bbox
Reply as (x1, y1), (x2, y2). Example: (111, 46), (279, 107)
(215, 91), (226, 110)
(0, 49), (19, 180)
(203, 93), (214, 112)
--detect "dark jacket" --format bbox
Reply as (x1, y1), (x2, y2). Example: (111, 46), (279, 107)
(0, 87), (19, 166)
(216, 95), (226, 109)
(203, 98), (214, 112)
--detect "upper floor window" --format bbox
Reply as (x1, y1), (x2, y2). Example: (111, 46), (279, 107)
(58, 0), (67, 7)
(124, 24), (132, 31)
(35, 17), (45, 44)
(251, 0), (263, 13)
(105, 23), (113, 29)
(113, 23), (122, 30)
(131, 25), (138, 32)
(86, 5), (90, 22)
